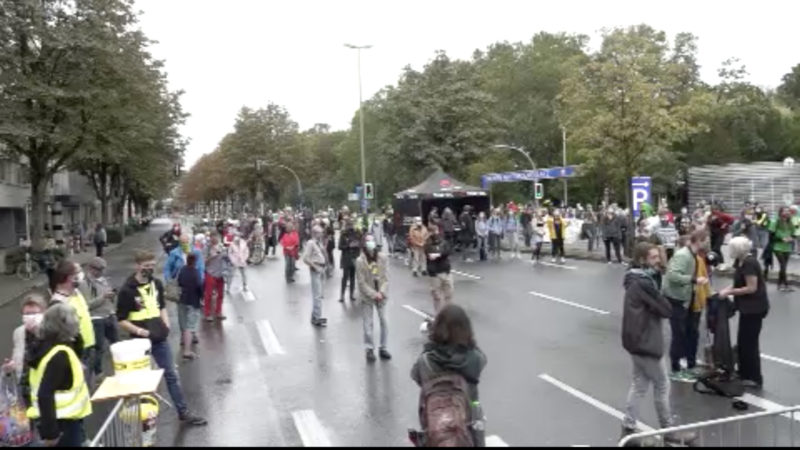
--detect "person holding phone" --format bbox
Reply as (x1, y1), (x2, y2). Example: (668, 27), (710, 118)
(356, 234), (390, 362)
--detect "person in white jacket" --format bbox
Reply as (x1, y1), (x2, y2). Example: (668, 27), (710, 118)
(369, 217), (385, 252)
(227, 233), (250, 293)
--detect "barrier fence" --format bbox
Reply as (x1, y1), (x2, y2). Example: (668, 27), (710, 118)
(89, 397), (142, 447)
(619, 405), (800, 447)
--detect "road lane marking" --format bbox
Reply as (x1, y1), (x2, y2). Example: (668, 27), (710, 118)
(403, 304), (433, 320)
(735, 393), (800, 422)
(761, 353), (800, 369)
(452, 270), (482, 280)
(539, 374), (653, 432)
(536, 261), (578, 270)
(486, 435), (509, 447)
(291, 409), (332, 447)
(529, 291), (610, 315)
(255, 319), (285, 355)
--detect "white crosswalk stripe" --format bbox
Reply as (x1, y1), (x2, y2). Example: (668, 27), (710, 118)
(291, 409), (332, 446)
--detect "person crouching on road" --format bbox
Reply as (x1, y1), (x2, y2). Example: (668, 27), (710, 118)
(718, 237), (769, 389)
(409, 218), (429, 276)
(303, 225), (328, 327)
(621, 242), (697, 445)
(203, 233), (227, 322)
(411, 304), (487, 447)
(81, 257), (118, 379)
(425, 225), (453, 314)
(662, 230), (710, 382)
(280, 221), (300, 283)
(117, 250), (206, 426)
(26, 303), (91, 447)
(357, 234), (391, 362)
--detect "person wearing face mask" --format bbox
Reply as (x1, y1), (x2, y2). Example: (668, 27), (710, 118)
(117, 250), (207, 426)
(676, 207), (693, 236)
(80, 257), (118, 379)
(653, 208), (679, 262)
(770, 206), (798, 292)
(202, 233), (227, 322)
(620, 242), (697, 445)
(3, 294), (47, 379)
(357, 235), (390, 362)
(409, 218), (429, 276)
(369, 216), (385, 253)
(475, 211), (489, 262)
(487, 208), (504, 260)
(303, 226), (329, 327)
(733, 209), (759, 257)
(425, 224), (453, 315)
(49, 260), (96, 379)
(531, 209), (547, 263)
(546, 209), (569, 264)
(159, 222), (182, 255)
(227, 232), (250, 293)
(753, 205), (770, 250)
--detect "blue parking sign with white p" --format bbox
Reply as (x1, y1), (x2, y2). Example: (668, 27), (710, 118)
(631, 176), (651, 218)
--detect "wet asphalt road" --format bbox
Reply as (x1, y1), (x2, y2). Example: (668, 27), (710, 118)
(3, 219), (800, 446)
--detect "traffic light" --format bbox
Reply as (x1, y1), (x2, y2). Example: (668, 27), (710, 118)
(534, 183), (544, 200)
(364, 183), (374, 200)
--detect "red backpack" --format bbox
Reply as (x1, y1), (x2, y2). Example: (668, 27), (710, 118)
(418, 354), (474, 447)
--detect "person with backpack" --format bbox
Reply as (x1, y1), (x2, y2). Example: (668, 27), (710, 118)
(621, 242), (697, 445)
(718, 237), (769, 389)
(410, 304), (487, 447)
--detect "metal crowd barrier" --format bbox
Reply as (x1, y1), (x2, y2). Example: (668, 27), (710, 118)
(89, 397), (142, 447)
(618, 405), (800, 447)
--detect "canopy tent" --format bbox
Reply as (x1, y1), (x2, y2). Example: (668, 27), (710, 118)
(392, 169), (490, 242)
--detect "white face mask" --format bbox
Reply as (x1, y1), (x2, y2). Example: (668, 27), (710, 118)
(365, 241), (376, 252)
(23, 313), (43, 330)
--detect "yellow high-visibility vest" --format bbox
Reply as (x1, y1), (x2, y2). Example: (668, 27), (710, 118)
(67, 291), (96, 349)
(27, 344), (92, 420)
(127, 281), (160, 322)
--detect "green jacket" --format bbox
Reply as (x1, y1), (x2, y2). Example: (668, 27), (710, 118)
(769, 219), (798, 254)
(662, 246), (696, 304)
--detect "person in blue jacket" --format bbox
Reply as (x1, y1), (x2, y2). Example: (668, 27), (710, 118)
(164, 234), (205, 283)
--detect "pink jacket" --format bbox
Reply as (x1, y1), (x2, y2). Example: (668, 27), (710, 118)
(228, 239), (250, 267)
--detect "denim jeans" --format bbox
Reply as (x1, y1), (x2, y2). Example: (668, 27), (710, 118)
(668, 298), (700, 372)
(310, 270), (324, 321)
(91, 316), (119, 375)
(151, 339), (188, 414)
(362, 301), (388, 350)
(623, 355), (673, 429)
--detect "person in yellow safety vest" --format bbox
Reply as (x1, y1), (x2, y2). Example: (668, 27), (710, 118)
(48, 260), (96, 385)
(26, 303), (91, 447)
(116, 250), (207, 426)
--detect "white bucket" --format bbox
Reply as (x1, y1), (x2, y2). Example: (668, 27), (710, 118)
(110, 338), (152, 383)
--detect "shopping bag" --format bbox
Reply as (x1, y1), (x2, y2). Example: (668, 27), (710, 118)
(164, 279), (180, 303)
(0, 373), (33, 447)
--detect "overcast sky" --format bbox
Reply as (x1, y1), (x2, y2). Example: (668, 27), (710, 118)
(134, 0), (799, 168)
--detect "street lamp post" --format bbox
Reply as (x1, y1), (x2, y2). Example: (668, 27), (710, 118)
(345, 43), (372, 213)
(493, 144), (539, 207)
(562, 126), (568, 207)
(257, 160), (303, 207)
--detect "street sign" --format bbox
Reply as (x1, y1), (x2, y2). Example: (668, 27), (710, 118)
(361, 197), (369, 212)
(347, 193), (359, 201)
(631, 176), (651, 218)
(364, 183), (374, 199)
(534, 183), (544, 200)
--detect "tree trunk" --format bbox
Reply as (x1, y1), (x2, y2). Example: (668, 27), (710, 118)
(127, 197), (133, 220)
(30, 175), (48, 250)
(99, 173), (109, 226)
(115, 194), (127, 238)
(625, 171), (634, 258)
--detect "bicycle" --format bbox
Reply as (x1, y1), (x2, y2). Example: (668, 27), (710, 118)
(15, 246), (59, 281)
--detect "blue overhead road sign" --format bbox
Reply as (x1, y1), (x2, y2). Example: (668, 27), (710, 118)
(631, 176), (651, 218)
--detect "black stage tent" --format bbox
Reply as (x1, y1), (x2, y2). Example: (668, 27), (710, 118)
(391, 168), (490, 243)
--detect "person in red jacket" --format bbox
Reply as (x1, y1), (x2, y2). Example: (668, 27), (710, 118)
(709, 204), (735, 267)
(280, 221), (300, 283)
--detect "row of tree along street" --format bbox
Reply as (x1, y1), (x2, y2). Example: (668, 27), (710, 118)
(0, 1), (186, 248)
(180, 25), (800, 214)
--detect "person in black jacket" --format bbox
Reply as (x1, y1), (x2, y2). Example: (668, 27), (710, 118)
(338, 219), (362, 302)
(177, 253), (203, 360)
(425, 225), (453, 314)
(621, 242), (696, 445)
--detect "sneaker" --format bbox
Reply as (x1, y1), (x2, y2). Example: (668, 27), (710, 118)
(551, 258), (557, 263)
(412, 271), (418, 277)
(366, 349), (376, 363)
(741, 379), (762, 389)
(559, 257), (566, 264)
(204, 316), (214, 323)
(216, 315), (227, 321)
(379, 348), (392, 360)
(179, 412), (208, 426)
(607, 261), (612, 265)
(192, 334), (199, 344)
(311, 318), (327, 327)
(664, 430), (698, 445)
(339, 297), (345, 303)
(182, 352), (198, 361)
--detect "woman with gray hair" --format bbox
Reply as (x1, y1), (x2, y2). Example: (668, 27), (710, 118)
(26, 303), (92, 446)
(719, 236), (769, 389)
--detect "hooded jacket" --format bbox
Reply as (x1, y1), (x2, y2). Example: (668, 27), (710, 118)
(622, 268), (673, 358)
(410, 342), (487, 402)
